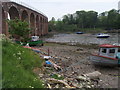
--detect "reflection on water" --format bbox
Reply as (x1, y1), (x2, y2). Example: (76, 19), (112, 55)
(45, 33), (120, 45)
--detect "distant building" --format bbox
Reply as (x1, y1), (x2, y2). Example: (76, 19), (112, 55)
(118, 1), (120, 13)
(118, 1), (120, 10)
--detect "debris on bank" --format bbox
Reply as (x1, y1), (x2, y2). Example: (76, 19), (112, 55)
(23, 46), (102, 88)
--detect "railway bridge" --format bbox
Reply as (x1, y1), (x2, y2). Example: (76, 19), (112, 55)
(0, 0), (48, 37)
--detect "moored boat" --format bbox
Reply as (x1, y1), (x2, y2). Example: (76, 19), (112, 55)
(96, 33), (110, 38)
(90, 44), (120, 66)
(76, 32), (84, 34)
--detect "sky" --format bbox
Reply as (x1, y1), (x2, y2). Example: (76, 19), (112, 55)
(18, 0), (120, 21)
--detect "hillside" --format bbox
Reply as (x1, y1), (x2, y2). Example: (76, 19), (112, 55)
(2, 35), (44, 88)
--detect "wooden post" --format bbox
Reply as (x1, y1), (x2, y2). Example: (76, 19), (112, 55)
(48, 48), (49, 56)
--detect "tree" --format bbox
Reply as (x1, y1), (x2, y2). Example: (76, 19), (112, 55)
(116, 14), (120, 29)
(75, 10), (86, 28)
(7, 18), (31, 42)
(107, 9), (118, 29)
(49, 9), (120, 33)
(98, 12), (108, 29)
(48, 17), (56, 32)
(55, 19), (64, 31)
(62, 15), (69, 24)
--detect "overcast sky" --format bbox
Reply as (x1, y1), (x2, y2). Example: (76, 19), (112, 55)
(19, 0), (120, 21)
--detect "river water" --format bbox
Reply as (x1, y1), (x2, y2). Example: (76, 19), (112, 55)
(45, 33), (120, 45)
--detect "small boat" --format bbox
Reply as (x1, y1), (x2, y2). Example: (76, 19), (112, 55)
(16, 36), (44, 46)
(76, 32), (84, 34)
(90, 44), (120, 66)
(96, 33), (110, 38)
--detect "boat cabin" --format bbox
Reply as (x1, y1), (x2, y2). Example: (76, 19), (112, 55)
(98, 44), (120, 58)
(31, 36), (39, 41)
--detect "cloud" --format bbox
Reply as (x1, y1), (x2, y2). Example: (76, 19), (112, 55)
(20, 0), (117, 3)
(19, 0), (119, 20)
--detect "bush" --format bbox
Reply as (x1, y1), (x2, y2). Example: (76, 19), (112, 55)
(7, 18), (31, 42)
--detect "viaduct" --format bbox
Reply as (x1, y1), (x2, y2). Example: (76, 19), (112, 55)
(0, 0), (48, 37)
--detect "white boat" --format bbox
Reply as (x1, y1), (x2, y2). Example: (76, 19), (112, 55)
(96, 33), (110, 38)
(90, 44), (120, 66)
(31, 36), (39, 41)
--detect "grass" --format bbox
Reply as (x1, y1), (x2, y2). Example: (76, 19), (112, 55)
(76, 28), (106, 34)
(44, 42), (62, 46)
(45, 42), (99, 49)
(50, 74), (64, 80)
(2, 37), (45, 88)
(53, 28), (106, 34)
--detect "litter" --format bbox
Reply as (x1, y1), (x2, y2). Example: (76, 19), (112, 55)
(32, 49), (41, 53)
(46, 60), (52, 65)
(48, 60), (61, 71)
(44, 56), (52, 59)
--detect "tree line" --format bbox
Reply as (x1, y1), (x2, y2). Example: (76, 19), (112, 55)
(49, 9), (120, 32)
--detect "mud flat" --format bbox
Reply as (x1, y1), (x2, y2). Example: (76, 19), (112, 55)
(36, 42), (119, 88)
(36, 33), (119, 88)
(45, 33), (119, 45)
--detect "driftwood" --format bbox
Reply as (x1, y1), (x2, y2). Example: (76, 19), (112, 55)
(47, 83), (52, 88)
(83, 71), (101, 79)
(46, 78), (74, 88)
(49, 60), (61, 70)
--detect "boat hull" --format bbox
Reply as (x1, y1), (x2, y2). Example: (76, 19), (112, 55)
(90, 55), (118, 66)
(97, 36), (110, 38)
(76, 32), (84, 34)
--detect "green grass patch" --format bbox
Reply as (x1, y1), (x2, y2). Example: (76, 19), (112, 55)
(2, 38), (44, 88)
(44, 42), (62, 46)
(50, 74), (64, 80)
(55, 28), (106, 34)
(77, 28), (106, 33)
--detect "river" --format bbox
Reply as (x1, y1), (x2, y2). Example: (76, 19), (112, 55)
(45, 33), (120, 45)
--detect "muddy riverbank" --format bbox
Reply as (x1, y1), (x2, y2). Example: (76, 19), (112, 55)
(35, 42), (119, 88)
(35, 32), (120, 88)
(45, 33), (120, 45)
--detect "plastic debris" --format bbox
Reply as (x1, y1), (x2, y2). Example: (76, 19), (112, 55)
(46, 61), (52, 65)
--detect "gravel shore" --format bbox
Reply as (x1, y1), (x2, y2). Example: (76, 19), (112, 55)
(35, 42), (119, 88)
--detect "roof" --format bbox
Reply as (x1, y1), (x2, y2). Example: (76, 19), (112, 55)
(99, 44), (120, 48)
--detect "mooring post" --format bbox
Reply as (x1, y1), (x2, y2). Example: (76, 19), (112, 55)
(48, 48), (50, 56)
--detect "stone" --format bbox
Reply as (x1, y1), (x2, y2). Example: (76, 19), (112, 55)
(76, 76), (87, 81)
(39, 74), (44, 78)
(83, 71), (101, 80)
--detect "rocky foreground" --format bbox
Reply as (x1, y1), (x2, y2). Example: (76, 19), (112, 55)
(33, 42), (119, 88)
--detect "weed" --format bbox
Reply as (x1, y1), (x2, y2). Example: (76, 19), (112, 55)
(2, 37), (44, 88)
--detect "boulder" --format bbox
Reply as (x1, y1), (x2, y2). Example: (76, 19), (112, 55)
(83, 71), (101, 79)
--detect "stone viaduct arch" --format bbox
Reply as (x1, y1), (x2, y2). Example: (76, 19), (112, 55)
(2, 8), (6, 35)
(1, 0), (48, 37)
(36, 15), (39, 36)
(21, 10), (29, 22)
(30, 13), (35, 36)
(9, 6), (19, 19)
